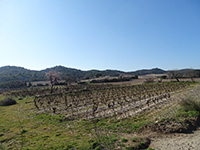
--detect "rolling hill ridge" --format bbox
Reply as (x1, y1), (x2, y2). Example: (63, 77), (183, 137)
(0, 65), (166, 83)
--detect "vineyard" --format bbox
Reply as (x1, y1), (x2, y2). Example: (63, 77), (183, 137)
(26, 82), (191, 120)
(1, 81), (199, 150)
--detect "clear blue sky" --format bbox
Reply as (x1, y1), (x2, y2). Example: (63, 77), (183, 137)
(0, 0), (199, 71)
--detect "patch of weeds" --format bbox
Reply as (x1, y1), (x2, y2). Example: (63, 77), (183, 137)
(21, 129), (27, 134)
(132, 137), (137, 142)
(112, 137), (118, 142)
(121, 138), (128, 143)
(75, 135), (81, 140)
(90, 141), (100, 149)
(177, 110), (199, 118)
(94, 145), (104, 150)
(112, 129), (118, 133)
(125, 129), (132, 134)
(172, 118), (181, 122)
(35, 113), (66, 125)
(107, 125), (117, 131)
(0, 137), (15, 143)
(96, 120), (106, 126)
(118, 143), (125, 147)
(96, 134), (118, 149)
(125, 146), (134, 150)
(64, 144), (74, 150)
(82, 118), (87, 121)
(64, 141), (77, 150)
(137, 142), (146, 148)
(144, 148), (155, 150)
(105, 125), (112, 130)
(160, 118), (167, 122)
(177, 89), (200, 121)
(115, 121), (122, 127)
(132, 122), (145, 131)
(41, 135), (50, 140)
(0, 143), (5, 150)
(56, 133), (61, 137)
(88, 132), (117, 149)
(180, 92), (200, 113)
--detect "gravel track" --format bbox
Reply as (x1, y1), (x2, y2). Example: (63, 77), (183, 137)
(150, 128), (200, 150)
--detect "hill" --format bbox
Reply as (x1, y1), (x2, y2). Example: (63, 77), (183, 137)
(0, 65), (170, 88)
(127, 68), (166, 76)
(0, 66), (44, 82)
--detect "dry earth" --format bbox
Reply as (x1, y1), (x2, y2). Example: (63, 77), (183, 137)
(147, 84), (200, 150)
(150, 127), (200, 150)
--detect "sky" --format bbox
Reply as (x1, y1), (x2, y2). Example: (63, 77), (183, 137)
(0, 0), (200, 71)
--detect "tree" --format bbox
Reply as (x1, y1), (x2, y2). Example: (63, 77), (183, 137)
(167, 70), (181, 82)
(46, 70), (61, 93)
(65, 76), (72, 92)
(186, 69), (200, 82)
(65, 76), (72, 87)
(194, 70), (200, 78)
(95, 73), (102, 78)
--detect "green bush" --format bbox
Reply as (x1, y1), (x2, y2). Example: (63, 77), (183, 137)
(91, 141), (100, 149)
(132, 137), (137, 142)
(0, 98), (16, 106)
(0, 143), (5, 150)
(126, 146), (134, 150)
(177, 110), (199, 117)
(132, 122), (145, 130)
(181, 98), (200, 112)
(137, 142), (146, 148)
(121, 138), (128, 143)
(21, 129), (28, 134)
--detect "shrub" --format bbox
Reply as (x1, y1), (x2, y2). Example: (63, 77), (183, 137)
(121, 138), (128, 143)
(0, 143), (5, 150)
(137, 142), (146, 148)
(179, 86), (200, 113)
(126, 146), (134, 150)
(91, 141), (100, 149)
(132, 122), (145, 130)
(144, 78), (154, 83)
(177, 110), (199, 118)
(21, 129), (27, 134)
(132, 137), (137, 142)
(180, 98), (200, 113)
(0, 98), (17, 106)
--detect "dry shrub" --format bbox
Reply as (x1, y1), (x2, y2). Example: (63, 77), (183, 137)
(0, 98), (17, 106)
(180, 85), (200, 112)
(144, 78), (154, 83)
(180, 98), (200, 112)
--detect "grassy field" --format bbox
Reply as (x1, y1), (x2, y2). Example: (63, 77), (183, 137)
(0, 81), (199, 150)
(0, 97), (150, 149)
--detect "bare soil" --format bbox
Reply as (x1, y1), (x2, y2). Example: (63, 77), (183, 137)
(150, 128), (200, 150)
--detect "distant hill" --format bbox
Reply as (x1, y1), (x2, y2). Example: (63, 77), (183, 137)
(0, 66), (45, 82)
(0, 66), (167, 81)
(127, 68), (166, 76)
(0, 65), (187, 89)
(41, 66), (125, 80)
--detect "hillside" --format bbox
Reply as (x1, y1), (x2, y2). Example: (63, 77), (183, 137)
(127, 68), (166, 75)
(0, 66), (168, 85)
(7, 65), (200, 89)
(0, 66), (44, 82)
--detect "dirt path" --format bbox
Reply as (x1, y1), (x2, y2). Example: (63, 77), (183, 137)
(150, 128), (200, 150)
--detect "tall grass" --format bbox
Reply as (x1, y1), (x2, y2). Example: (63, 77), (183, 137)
(179, 85), (200, 116)
(0, 143), (5, 150)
